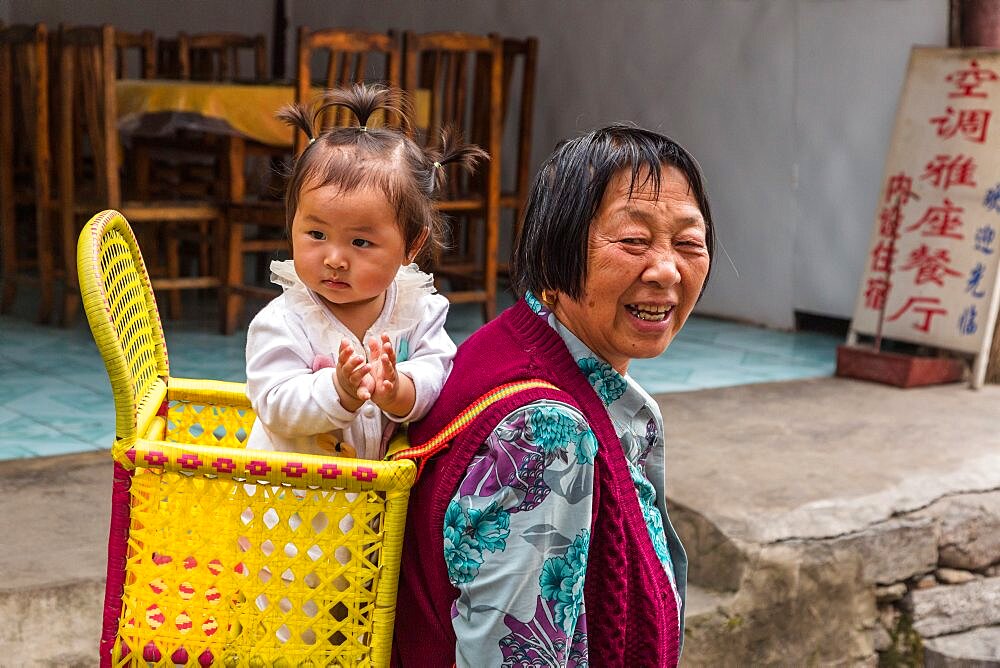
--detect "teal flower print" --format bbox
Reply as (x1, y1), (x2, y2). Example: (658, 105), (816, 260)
(527, 406), (580, 455)
(628, 463), (673, 573)
(576, 357), (627, 406)
(538, 530), (590, 633)
(539, 556), (573, 601)
(444, 501), (483, 584)
(564, 531), (589, 572)
(525, 291), (545, 314)
(575, 429), (598, 465)
(468, 500), (511, 553)
(443, 500), (511, 585)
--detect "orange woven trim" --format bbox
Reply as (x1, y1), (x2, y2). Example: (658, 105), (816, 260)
(392, 380), (559, 464)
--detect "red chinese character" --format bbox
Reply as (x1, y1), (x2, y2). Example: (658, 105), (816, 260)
(884, 173), (916, 205)
(930, 107), (992, 143)
(878, 205), (902, 238)
(904, 198), (964, 240)
(920, 154), (977, 189)
(886, 296), (947, 332)
(900, 244), (963, 285)
(864, 278), (891, 310)
(870, 240), (895, 273)
(945, 59), (999, 98)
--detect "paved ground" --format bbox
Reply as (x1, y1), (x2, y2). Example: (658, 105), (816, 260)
(659, 376), (1000, 545)
(3, 374), (999, 664)
(0, 303), (840, 460)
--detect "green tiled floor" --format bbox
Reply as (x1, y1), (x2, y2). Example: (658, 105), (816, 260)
(0, 296), (840, 461)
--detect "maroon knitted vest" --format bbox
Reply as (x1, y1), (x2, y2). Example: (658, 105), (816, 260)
(391, 300), (680, 667)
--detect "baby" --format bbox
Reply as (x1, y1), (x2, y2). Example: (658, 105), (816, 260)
(245, 84), (486, 460)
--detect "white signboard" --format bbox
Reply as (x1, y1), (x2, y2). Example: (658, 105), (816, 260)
(849, 47), (1000, 387)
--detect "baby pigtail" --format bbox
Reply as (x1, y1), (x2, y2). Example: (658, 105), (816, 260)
(276, 101), (319, 145)
(322, 83), (411, 134)
(425, 126), (489, 195)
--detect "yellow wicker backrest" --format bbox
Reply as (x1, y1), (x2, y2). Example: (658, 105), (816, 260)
(78, 210), (169, 445)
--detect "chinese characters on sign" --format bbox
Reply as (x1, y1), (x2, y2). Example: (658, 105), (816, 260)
(851, 49), (1000, 368)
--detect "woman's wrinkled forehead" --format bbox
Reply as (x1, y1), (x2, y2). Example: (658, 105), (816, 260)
(602, 163), (697, 210)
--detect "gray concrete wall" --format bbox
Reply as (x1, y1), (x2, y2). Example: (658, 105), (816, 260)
(793, 2), (945, 322)
(10, 0), (273, 42)
(8, 0), (949, 328)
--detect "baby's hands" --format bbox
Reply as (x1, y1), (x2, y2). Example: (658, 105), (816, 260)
(330, 335), (415, 417)
(334, 339), (375, 411)
(367, 334), (399, 407)
(366, 334), (416, 417)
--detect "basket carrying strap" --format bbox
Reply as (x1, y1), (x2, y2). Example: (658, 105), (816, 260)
(390, 379), (560, 478)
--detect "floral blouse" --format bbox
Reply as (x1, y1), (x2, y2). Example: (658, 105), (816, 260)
(444, 294), (680, 667)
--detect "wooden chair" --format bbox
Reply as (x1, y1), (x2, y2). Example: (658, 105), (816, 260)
(403, 31), (504, 321)
(155, 35), (188, 79)
(115, 29), (155, 79)
(221, 28), (402, 335)
(56, 24), (224, 326)
(293, 27), (402, 151)
(0, 23), (55, 323)
(499, 37), (538, 273)
(147, 31), (270, 299)
(187, 31), (267, 82)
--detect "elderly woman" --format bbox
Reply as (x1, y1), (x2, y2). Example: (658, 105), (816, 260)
(393, 125), (714, 667)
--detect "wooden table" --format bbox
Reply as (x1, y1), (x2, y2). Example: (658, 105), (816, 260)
(117, 79), (429, 202)
(117, 79), (297, 202)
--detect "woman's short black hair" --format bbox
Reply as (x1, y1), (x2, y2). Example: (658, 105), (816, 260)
(511, 124), (714, 300)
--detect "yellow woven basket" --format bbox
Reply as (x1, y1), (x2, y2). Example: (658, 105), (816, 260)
(78, 210), (416, 667)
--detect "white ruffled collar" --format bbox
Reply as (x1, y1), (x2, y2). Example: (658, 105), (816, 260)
(269, 259), (436, 353)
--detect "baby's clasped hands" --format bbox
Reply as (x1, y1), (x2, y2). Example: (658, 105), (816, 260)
(334, 335), (413, 417)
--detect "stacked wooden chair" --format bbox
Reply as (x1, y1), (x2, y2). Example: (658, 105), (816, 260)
(115, 29), (155, 79)
(222, 28), (403, 335)
(403, 31), (504, 321)
(154, 31), (267, 81)
(0, 23), (55, 323)
(80, 209), (417, 666)
(57, 24), (225, 326)
(187, 31), (268, 82)
(498, 36), (538, 274)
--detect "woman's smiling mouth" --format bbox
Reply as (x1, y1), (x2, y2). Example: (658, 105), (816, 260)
(625, 303), (674, 322)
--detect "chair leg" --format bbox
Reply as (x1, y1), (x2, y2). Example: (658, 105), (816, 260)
(0, 193), (16, 314)
(212, 214), (234, 335)
(483, 207), (499, 323)
(134, 144), (151, 200)
(222, 216), (244, 336)
(60, 207), (80, 327)
(35, 204), (55, 324)
(0, 278), (14, 315)
(166, 232), (182, 320)
(199, 220), (211, 275)
(0, 239), (14, 315)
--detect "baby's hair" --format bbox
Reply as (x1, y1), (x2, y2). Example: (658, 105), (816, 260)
(277, 83), (488, 264)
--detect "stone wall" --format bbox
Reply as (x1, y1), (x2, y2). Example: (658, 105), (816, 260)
(883, 491), (1000, 665)
(677, 490), (1000, 665)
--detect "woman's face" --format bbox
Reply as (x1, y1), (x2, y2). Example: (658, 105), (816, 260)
(551, 165), (710, 375)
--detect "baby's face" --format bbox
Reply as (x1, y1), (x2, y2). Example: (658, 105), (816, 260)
(291, 182), (407, 330)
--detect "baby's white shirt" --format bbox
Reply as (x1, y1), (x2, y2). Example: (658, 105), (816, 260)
(245, 260), (455, 460)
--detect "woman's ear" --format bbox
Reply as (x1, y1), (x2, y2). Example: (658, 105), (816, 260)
(408, 226), (430, 263)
